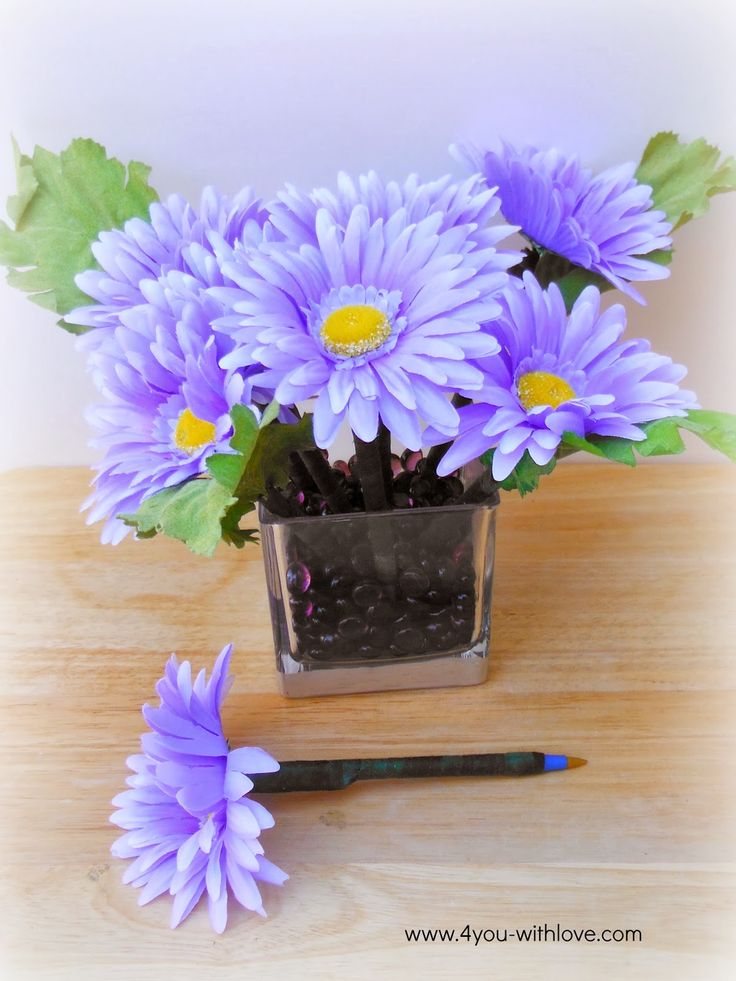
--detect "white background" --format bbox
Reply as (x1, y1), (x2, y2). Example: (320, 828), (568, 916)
(1, 0), (734, 470)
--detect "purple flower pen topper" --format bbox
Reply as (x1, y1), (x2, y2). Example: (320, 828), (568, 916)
(110, 644), (288, 933)
(111, 644), (586, 932)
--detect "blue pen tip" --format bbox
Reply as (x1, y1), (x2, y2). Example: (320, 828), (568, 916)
(543, 754), (568, 771)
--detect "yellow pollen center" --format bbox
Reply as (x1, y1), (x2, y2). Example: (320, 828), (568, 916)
(174, 408), (217, 455)
(517, 371), (576, 410)
(320, 304), (392, 358)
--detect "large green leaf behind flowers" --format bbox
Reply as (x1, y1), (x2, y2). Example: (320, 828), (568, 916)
(636, 132), (736, 230)
(0, 137), (158, 328)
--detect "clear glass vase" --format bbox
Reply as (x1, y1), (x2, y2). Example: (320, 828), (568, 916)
(258, 497), (499, 697)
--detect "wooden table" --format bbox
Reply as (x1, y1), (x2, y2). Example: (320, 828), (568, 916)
(1, 464), (734, 980)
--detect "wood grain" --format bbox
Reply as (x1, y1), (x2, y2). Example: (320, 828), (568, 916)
(1, 464), (735, 980)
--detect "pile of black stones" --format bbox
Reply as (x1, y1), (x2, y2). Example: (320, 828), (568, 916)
(279, 448), (465, 516)
(276, 451), (479, 665)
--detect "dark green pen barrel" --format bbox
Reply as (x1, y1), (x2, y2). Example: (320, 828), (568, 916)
(250, 752), (546, 793)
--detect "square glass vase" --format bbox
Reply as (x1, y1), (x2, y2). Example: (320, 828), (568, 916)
(259, 496), (499, 697)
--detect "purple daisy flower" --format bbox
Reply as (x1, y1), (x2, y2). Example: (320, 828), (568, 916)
(428, 272), (697, 480)
(78, 271), (257, 543)
(70, 188), (271, 543)
(110, 644), (288, 933)
(66, 187), (267, 332)
(213, 173), (519, 449)
(453, 141), (672, 303)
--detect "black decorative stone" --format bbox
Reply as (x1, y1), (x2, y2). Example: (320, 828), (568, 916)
(399, 568), (431, 598)
(352, 581), (383, 608)
(394, 627), (428, 656)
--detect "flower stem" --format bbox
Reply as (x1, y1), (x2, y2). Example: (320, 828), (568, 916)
(352, 433), (390, 511)
(288, 451), (319, 493)
(298, 449), (351, 513)
(377, 423), (394, 506)
(263, 480), (300, 517)
(352, 430), (397, 594)
(532, 250), (575, 288)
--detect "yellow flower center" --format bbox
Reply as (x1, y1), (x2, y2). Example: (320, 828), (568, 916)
(320, 304), (392, 358)
(517, 371), (576, 410)
(174, 408), (217, 454)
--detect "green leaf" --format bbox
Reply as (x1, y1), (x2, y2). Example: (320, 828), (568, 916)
(636, 131), (736, 230)
(554, 266), (612, 311)
(228, 402), (261, 457)
(120, 479), (238, 557)
(561, 431), (637, 466)
(206, 408), (314, 547)
(7, 137), (38, 225)
(259, 398), (281, 429)
(679, 409), (736, 462)
(498, 451), (557, 496)
(0, 137), (158, 323)
(645, 248), (674, 268)
(206, 452), (245, 494)
(635, 417), (686, 457)
(236, 413), (315, 503)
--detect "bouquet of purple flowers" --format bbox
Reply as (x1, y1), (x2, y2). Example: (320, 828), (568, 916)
(1, 132), (734, 554)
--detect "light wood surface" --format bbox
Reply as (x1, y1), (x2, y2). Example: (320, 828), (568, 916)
(1, 464), (735, 980)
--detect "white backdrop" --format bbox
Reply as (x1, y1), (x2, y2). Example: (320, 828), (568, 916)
(1, 0), (734, 470)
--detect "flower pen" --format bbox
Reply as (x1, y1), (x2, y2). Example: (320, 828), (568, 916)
(110, 645), (586, 932)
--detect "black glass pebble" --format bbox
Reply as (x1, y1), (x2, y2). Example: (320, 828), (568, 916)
(393, 471), (414, 494)
(394, 627), (428, 656)
(425, 620), (445, 640)
(401, 448), (423, 471)
(450, 611), (470, 631)
(368, 624), (392, 649)
(352, 581), (383, 608)
(285, 561), (311, 594)
(329, 573), (352, 594)
(333, 596), (352, 616)
(337, 616), (368, 641)
(409, 475), (433, 499)
(399, 568), (431, 598)
(366, 601), (396, 622)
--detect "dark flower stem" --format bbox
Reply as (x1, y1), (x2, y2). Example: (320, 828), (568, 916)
(298, 448), (351, 513)
(508, 246), (540, 279)
(353, 433), (390, 511)
(352, 429), (396, 594)
(251, 752), (549, 792)
(377, 423), (394, 506)
(263, 480), (300, 517)
(288, 451), (319, 493)
(532, 250), (575, 288)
